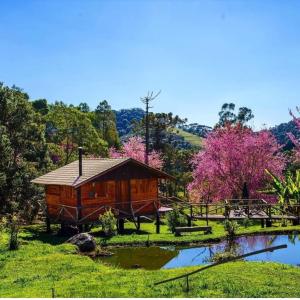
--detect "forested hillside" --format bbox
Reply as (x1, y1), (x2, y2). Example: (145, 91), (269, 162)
(179, 123), (212, 138)
(114, 108), (145, 137)
(270, 120), (299, 149)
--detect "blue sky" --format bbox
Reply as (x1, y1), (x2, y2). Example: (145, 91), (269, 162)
(1, 0), (300, 128)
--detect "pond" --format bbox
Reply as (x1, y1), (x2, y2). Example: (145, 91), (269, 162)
(97, 234), (300, 270)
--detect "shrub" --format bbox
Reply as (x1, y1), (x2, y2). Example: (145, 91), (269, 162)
(240, 218), (253, 228)
(208, 250), (238, 263)
(1, 214), (20, 250)
(223, 220), (239, 238)
(166, 206), (186, 233)
(99, 209), (117, 237)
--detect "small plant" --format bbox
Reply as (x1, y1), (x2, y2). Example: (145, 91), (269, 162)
(208, 250), (238, 263)
(241, 218), (253, 228)
(99, 209), (117, 237)
(166, 206), (186, 233)
(1, 214), (20, 250)
(223, 220), (239, 238)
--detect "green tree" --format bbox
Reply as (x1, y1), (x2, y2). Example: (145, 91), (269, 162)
(133, 112), (186, 151)
(217, 103), (254, 127)
(77, 102), (90, 113)
(31, 99), (49, 115)
(93, 100), (120, 148)
(46, 103), (108, 164)
(0, 83), (51, 220)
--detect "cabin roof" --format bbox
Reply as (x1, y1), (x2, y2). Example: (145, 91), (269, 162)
(31, 158), (173, 187)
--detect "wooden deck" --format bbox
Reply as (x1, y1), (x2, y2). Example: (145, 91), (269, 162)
(193, 210), (298, 221)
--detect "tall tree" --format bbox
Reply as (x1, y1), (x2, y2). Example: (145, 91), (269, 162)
(0, 83), (51, 220)
(77, 102), (90, 113)
(140, 91), (161, 164)
(31, 99), (49, 115)
(46, 103), (108, 164)
(217, 103), (254, 127)
(288, 107), (300, 164)
(93, 100), (120, 148)
(188, 124), (286, 202)
(133, 112), (186, 151)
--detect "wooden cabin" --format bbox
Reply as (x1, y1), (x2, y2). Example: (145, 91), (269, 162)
(32, 155), (173, 227)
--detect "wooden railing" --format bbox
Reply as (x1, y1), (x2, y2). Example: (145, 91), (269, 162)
(47, 198), (161, 224)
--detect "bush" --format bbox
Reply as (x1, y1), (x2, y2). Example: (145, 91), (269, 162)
(240, 218), (253, 228)
(208, 250), (238, 263)
(1, 214), (20, 250)
(166, 206), (186, 233)
(99, 209), (117, 237)
(223, 220), (239, 238)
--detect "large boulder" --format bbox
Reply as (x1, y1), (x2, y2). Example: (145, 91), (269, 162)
(67, 233), (96, 252)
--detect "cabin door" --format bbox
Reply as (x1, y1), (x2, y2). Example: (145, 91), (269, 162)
(115, 180), (130, 214)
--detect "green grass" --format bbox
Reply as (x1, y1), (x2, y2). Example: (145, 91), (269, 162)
(171, 128), (202, 148)
(92, 219), (300, 246)
(1, 222), (300, 297)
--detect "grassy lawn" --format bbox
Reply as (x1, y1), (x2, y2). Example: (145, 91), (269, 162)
(92, 219), (300, 246)
(1, 221), (300, 297)
(171, 128), (202, 148)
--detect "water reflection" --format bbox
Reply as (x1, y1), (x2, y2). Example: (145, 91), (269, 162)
(163, 234), (299, 269)
(98, 234), (300, 270)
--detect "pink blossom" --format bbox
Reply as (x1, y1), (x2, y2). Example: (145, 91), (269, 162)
(188, 124), (286, 202)
(109, 136), (163, 169)
(288, 108), (300, 162)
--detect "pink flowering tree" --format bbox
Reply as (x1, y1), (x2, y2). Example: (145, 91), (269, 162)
(109, 136), (163, 169)
(188, 124), (286, 202)
(288, 108), (300, 162)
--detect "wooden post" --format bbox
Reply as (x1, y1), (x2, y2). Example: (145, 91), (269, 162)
(187, 215), (192, 227)
(137, 216), (141, 230)
(261, 219), (265, 228)
(46, 216), (51, 233)
(76, 187), (83, 232)
(267, 205), (272, 227)
(206, 202), (209, 226)
(118, 218), (125, 233)
(156, 211), (160, 234)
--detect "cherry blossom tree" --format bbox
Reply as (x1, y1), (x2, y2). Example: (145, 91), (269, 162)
(188, 124), (286, 202)
(288, 108), (300, 162)
(109, 136), (163, 169)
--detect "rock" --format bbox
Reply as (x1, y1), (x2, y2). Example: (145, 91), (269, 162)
(58, 225), (79, 237)
(67, 233), (96, 252)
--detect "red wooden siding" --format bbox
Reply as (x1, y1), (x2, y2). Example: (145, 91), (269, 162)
(46, 178), (160, 223)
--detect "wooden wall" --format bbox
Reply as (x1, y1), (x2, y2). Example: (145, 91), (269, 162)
(46, 185), (77, 220)
(46, 177), (160, 223)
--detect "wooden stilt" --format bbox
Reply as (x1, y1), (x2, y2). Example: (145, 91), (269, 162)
(261, 219), (265, 228)
(118, 218), (125, 233)
(46, 217), (51, 233)
(137, 216), (141, 230)
(156, 212), (160, 234)
(187, 205), (192, 227)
